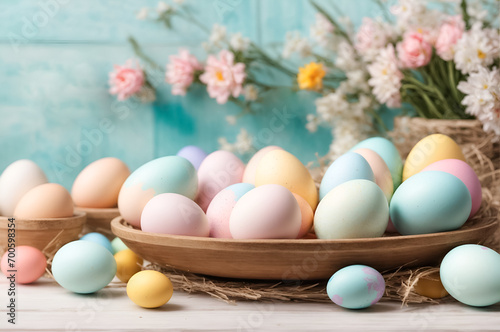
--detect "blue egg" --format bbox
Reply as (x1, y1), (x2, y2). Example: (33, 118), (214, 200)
(440, 244), (500, 307)
(177, 145), (208, 170)
(350, 137), (403, 190)
(390, 171), (471, 235)
(80, 232), (113, 253)
(319, 152), (374, 200)
(327, 265), (385, 309)
(52, 241), (117, 294)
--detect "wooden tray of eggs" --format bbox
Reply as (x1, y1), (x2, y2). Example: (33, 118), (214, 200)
(0, 160), (86, 254)
(112, 137), (497, 280)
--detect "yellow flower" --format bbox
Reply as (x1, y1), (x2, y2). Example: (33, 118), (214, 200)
(297, 62), (326, 90)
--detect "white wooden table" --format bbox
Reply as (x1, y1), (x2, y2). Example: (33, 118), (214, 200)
(2, 277), (500, 331)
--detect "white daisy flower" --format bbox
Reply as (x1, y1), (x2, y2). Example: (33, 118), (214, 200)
(136, 8), (149, 20)
(243, 84), (258, 101)
(282, 31), (312, 59)
(157, 1), (171, 14)
(230, 32), (250, 52)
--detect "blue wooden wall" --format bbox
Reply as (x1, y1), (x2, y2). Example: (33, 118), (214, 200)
(0, 0), (389, 189)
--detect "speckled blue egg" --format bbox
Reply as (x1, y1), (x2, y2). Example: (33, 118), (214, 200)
(176, 145), (208, 170)
(80, 232), (113, 253)
(390, 171), (471, 235)
(52, 241), (117, 294)
(118, 156), (198, 228)
(327, 265), (385, 309)
(350, 137), (403, 190)
(319, 152), (374, 200)
(441, 245), (500, 307)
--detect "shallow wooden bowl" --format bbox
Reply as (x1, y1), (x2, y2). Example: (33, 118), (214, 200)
(75, 207), (120, 239)
(111, 216), (498, 280)
(0, 212), (86, 254)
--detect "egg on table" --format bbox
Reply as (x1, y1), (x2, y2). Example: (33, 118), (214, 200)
(72, 157), (130, 208)
(13, 183), (74, 219)
(1, 246), (47, 284)
(0, 160), (48, 216)
(118, 156), (198, 228)
(80, 232), (114, 253)
(114, 249), (143, 283)
(196, 151), (245, 212)
(127, 270), (173, 308)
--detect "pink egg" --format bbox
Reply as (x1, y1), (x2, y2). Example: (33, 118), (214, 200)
(421, 159), (482, 219)
(353, 148), (393, 201)
(293, 193), (314, 238)
(229, 184), (301, 239)
(242, 146), (282, 184)
(196, 151), (245, 212)
(1, 246), (46, 284)
(386, 217), (398, 233)
(141, 193), (209, 237)
(206, 183), (254, 238)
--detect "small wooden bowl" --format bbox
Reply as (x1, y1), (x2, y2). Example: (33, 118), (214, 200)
(111, 216), (498, 280)
(75, 207), (120, 239)
(0, 212), (86, 255)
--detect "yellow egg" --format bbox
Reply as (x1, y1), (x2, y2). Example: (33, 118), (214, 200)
(14, 183), (73, 218)
(127, 271), (173, 308)
(255, 150), (318, 210)
(114, 249), (143, 283)
(413, 271), (448, 299)
(403, 134), (465, 181)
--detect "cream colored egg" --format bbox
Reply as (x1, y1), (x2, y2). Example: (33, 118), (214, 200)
(403, 134), (465, 181)
(255, 150), (318, 210)
(242, 146), (282, 184)
(0, 160), (48, 216)
(14, 183), (74, 219)
(72, 157), (130, 208)
(353, 148), (393, 201)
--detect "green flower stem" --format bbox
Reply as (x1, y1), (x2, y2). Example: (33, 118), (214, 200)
(447, 60), (461, 102)
(309, 0), (354, 47)
(128, 37), (162, 71)
(250, 42), (297, 77)
(367, 109), (388, 132)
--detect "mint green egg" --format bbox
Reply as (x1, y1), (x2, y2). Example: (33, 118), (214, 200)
(351, 137), (403, 190)
(111, 237), (128, 254)
(390, 171), (471, 235)
(122, 156), (197, 198)
(52, 241), (117, 294)
(440, 245), (500, 307)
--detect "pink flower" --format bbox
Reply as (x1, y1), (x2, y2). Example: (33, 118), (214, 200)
(397, 31), (432, 68)
(166, 49), (202, 96)
(355, 18), (389, 58)
(435, 16), (465, 61)
(199, 50), (246, 104)
(109, 59), (144, 101)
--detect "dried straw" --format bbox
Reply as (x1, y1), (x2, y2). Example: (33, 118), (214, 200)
(147, 117), (500, 305)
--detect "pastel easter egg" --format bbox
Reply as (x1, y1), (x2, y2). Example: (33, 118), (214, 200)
(403, 134), (465, 181)
(206, 183), (255, 238)
(327, 265), (385, 309)
(196, 151), (245, 212)
(1, 246), (46, 284)
(80, 232), (113, 253)
(111, 237), (129, 254)
(440, 244), (500, 307)
(72, 157), (130, 208)
(320, 152), (375, 201)
(353, 148), (393, 201)
(422, 159), (481, 219)
(141, 193), (209, 237)
(350, 137), (403, 190)
(390, 171), (471, 235)
(127, 271), (173, 308)
(177, 145), (208, 170)
(14, 183), (74, 219)
(229, 184), (301, 239)
(293, 193), (314, 238)
(314, 179), (388, 239)
(0, 159), (48, 216)
(52, 241), (117, 294)
(255, 150), (318, 210)
(242, 146), (282, 184)
(413, 271), (448, 299)
(118, 156), (198, 228)
(114, 249), (143, 283)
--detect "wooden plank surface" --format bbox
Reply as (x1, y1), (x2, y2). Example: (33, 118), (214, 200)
(1, 277), (500, 331)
